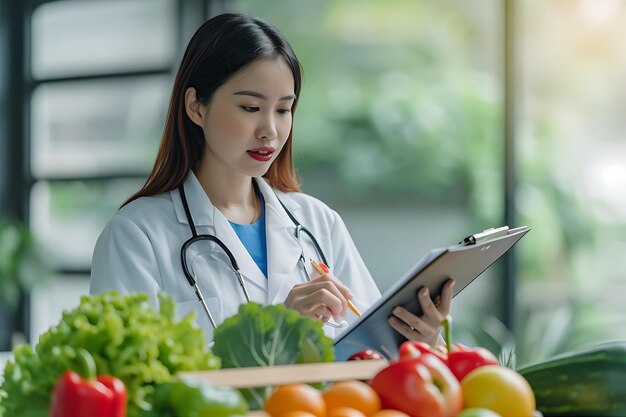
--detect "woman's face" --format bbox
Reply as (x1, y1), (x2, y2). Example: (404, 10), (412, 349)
(193, 57), (296, 179)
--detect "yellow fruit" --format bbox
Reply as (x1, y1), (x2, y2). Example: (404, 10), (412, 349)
(461, 365), (536, 417)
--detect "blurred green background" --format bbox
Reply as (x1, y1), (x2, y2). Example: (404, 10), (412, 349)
(1, 0), (625, 366)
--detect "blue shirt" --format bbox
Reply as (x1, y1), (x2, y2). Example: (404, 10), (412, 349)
(229, 195), (268, 278)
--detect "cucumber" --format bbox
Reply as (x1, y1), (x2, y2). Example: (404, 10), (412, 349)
(517, 340), (626, 417)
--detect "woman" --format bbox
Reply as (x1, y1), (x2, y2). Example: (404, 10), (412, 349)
(90, 12), (453, 344)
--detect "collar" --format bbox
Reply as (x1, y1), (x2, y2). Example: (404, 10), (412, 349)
(171, 171), (302, 229)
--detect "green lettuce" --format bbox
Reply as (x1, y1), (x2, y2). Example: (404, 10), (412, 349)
(0, 291), (219, 417)
(212, 303), (334, 409)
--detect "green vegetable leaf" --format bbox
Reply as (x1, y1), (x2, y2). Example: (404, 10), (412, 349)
(0, 291), (220, 417)
(212, 303), (334, 410)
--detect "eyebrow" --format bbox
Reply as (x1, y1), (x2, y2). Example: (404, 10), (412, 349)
(233, 90), (296, 101)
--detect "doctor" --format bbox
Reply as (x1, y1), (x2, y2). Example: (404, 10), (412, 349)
(90, 13), (453, 344)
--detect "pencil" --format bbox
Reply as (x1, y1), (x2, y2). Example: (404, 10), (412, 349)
(309, 258), (362, 317)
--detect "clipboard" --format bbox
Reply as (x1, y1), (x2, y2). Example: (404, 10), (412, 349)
(333, 225), (530, 361)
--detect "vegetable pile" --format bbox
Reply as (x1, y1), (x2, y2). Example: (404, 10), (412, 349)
(0, 291), (219, 417)
(263, 316), (538, 417)
(367, 317), (536, 417)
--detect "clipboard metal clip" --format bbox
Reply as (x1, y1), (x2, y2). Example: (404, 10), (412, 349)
(460, 226), (509, 246)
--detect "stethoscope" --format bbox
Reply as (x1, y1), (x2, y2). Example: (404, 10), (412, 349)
(178, 182), (348, 330)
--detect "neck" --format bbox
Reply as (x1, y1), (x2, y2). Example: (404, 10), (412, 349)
(195, 162), (259, 224)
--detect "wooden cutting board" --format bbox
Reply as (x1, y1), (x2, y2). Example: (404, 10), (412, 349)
(178, 359), (387, 388)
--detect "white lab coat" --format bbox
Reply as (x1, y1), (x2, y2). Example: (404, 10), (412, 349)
(90, 171), (381, 342)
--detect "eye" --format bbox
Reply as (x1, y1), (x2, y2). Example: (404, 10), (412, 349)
(240, 106), (260, 113)
(277, 108), (291, 116)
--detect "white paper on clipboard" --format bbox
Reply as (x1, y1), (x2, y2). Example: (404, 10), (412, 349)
(333, 226), (530, 361)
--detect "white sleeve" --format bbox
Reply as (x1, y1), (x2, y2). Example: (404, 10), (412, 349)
(89, 214), (163, 309)
(329, 210), (381, 316)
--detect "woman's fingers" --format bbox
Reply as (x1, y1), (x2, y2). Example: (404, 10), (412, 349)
(437, 279), (454, 316)
(310, 273), (353, 302)
(311, 275), (351, 315)
(393, 307), (434, 339)
(417, 280), (454, 324)
(286, 278), (350, 321)
(388, 315), (419, 340)
(389, 280), (455, 346)
(389, 312), (440, 346)
(312, 305), (332, 322)
(300, 288), (345, 320)
(418, 287), (443, 326)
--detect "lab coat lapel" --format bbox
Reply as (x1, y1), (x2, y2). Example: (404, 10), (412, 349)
(256, 179), (304, 304)
(172, 173), (269, 297)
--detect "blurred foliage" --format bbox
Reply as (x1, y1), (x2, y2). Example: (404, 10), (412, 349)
(234, 0), (626, 363)
(236, 0), (502, 218)
(513, 0), (626, 359)
(0, 220), (46, 308)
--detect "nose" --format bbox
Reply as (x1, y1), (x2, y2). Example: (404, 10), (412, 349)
(256, 114), (278, 141)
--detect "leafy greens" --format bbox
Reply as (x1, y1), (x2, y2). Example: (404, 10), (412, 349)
(212, 302), (334, 409)
(0, 291), (219, 417)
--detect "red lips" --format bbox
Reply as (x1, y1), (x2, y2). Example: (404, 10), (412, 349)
(247, 146), (275, 162)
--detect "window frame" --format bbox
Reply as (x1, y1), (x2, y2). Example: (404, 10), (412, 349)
(0, 0), (216, 343)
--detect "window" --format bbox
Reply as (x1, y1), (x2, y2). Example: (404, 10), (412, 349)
(27, 0), (179, 341)
(514, 0), (626, 364)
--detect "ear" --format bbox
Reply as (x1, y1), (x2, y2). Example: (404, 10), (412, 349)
(185, 87), (205, 127)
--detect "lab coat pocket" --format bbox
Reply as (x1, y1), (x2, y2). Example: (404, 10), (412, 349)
(176, 297), (222, 342)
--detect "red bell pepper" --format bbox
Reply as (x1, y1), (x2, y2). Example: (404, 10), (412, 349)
(347, 348), (384, 361)
(399, 340), (447, 362)
(50, 348), (127, 417)
(398, 316), (499, 382)
(370, 353), (462, 417)
(445, 342), (499, 382)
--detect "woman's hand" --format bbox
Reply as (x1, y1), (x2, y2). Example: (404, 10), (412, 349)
(388, 279), (454, 346)
(284, 274), (353, 323)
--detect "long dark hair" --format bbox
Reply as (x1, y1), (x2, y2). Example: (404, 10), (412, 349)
(124, 13), (303, 206)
